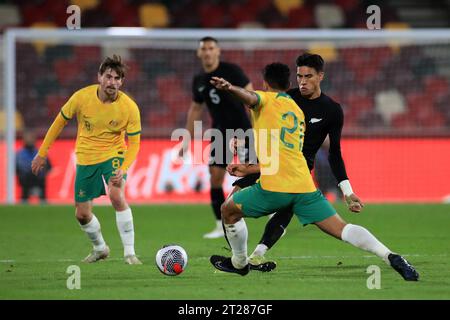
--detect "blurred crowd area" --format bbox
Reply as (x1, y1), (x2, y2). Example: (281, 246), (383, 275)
(12, 40), (450, 138)
(0, 0), (449, 31)
(0, 0), (449, 138)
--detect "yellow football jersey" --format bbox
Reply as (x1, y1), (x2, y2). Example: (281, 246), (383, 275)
(61, 84), (141, 165)
(251, 90), (316, 193)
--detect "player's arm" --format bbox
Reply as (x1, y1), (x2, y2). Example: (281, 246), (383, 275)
(243, 83), (255, 115)
(112, 102), (142, 183)
(185, 101), (204, 138)
(121, 134), (140, 174)
(227, 163), (260, 177)
(110, 132), (140, 186)
(31, 112), (68, 175)
(231, 63), (254, 111)
(178, 101), (204, 158)
(210, 77), (259, 108)
(33, 92), (78, 175)
(180, 76), (207, 157)
(328, 106), (364, 213)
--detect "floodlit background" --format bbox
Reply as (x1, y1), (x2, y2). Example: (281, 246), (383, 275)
(0, 0), (449, 301)
(1, 0), (450, 204)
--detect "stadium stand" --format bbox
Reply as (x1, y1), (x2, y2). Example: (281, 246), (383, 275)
(0, 0), (427, 30)
(1, 0), (449, 138)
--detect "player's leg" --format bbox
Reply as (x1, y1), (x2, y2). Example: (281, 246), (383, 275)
(220, 195), (249, 268)
(75, 163), (109, 263)
(38, 178), (46, 203)
(210, 185), (252, 275)
(210, 196), (249, 275)
(294, 190), (391, 256)
(21, 177), (31, 203)
(211, 182), (288, 275)
(204, 164), (227, 239)
(315, 214), (418, 280)
(106, 159), (141, 265)
(296, 190), (419, 281)
(249, 208), (294, 263)
(230, 173), (280, 271)
(76, 200), (110, 263)
(221, 184), (241, 248)
(221, 182), (277, 272)
(316, 213), (393, 259)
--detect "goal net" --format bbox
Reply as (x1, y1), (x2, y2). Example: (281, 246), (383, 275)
(2, 28), (450, 203)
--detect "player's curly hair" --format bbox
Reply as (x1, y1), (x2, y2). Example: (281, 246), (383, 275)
(296, 53), (324, 73)
(263, 63), (291, 90)
(98, 54), (127, 78)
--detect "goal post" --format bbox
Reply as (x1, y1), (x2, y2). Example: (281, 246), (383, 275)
(3, 28), (450, 204)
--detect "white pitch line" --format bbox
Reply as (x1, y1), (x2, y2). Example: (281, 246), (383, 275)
(0, 257), (125, 263)
(1, 253), (447, 264)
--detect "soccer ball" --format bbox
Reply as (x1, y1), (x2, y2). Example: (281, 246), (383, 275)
(155, 245), (188, 276)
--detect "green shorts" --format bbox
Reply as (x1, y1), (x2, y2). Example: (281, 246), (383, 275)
(232, 182), (336, 225)
(74, 157), (126, 202)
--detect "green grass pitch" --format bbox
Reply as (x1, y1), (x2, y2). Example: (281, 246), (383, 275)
(0, 203), (449, 300)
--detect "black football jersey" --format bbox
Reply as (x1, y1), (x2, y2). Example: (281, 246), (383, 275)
(232, 89), (349, 189)
(287, 88), (348, 183)
(192, 62), (252, 131)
